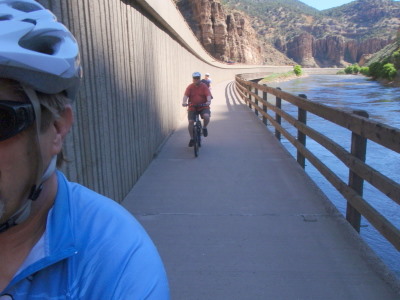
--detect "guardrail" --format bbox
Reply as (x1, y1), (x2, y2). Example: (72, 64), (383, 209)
(235, 75), (400, 251)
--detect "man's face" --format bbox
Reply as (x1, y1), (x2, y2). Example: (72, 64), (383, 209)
(0, 79), (40, 223)
(192, 77), (200, 84)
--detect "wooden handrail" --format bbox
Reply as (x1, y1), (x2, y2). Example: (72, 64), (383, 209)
(236, 78), (400, 204)
(235, 75), (400, 251)
(236, 76), (400, 153)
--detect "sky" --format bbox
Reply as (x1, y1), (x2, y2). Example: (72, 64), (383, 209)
(299, 0), (399, 11)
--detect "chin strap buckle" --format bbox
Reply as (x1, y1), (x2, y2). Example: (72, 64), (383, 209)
(29, 184), (43, 201)
(0, 217), (17, 233)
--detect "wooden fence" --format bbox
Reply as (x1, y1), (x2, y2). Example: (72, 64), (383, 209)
(235, 75), (400, 251)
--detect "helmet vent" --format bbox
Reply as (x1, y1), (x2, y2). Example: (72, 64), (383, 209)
(19, 36), (61, 55)
(22, 18), (36, 25)
(0, 15), (12, 21)
(11, 2), (41, 12)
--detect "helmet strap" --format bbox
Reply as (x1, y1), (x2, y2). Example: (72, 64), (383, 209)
(21, 85), (44, 201)
(0, 86), (56, 233)
(0, 201), (31, 233)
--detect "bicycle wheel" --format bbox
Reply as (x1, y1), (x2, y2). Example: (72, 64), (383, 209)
(197, 122), (202, 148)
(193, 125), (199, 157)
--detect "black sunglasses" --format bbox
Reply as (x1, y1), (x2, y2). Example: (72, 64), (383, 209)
(0, 100), (35, 141)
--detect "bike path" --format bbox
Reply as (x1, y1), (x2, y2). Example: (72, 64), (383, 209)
(123, 80), (400, 299)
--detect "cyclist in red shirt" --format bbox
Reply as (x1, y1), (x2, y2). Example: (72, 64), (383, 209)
(182, 72), (212, 147)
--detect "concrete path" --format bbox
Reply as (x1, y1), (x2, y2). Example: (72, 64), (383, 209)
(123, 80), (400, 300)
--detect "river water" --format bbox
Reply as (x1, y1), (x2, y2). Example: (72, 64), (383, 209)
(266, 74), (400, 277)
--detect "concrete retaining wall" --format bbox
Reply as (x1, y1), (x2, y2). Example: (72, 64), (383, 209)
(37, 0), (292, 201)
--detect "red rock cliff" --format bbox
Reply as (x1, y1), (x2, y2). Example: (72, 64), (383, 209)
(175, 0), (294, 65)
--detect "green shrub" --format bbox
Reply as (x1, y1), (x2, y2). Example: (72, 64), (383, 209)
(344, 64), (361, 74)
(344, 65), (353, 74)
(352, 64), (360, 74)
(360, 67), (370, 76)
(391, 51), (400, 69)
(381, 57), (390, 66)
(382, 63), (397, 81)
(293, 65), (302, 76)
(369, 62), (383, 78)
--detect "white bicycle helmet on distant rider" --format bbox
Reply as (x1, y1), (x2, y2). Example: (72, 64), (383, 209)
(192, 72), (201, 78)
(0, 0), (82, 232)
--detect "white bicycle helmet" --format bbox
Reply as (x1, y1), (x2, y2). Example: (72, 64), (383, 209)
(0, 0), (82, 100)
(192, 72), (201, 78)
(0, 0), (81, 233)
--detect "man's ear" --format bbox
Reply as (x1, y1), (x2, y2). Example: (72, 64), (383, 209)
(51, 105), (73, 155)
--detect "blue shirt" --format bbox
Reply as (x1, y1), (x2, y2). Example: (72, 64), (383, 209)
(1, 172), (170, 299)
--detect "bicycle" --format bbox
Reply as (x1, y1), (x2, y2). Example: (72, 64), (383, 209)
(190, 104), (207, 157)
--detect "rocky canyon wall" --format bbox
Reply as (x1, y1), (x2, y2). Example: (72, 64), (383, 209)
(176, 0), (394, 67)
(286, 34), (390, 67)
(175, 0), (294, 65)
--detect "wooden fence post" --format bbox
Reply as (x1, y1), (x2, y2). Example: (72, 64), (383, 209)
(262, 85), (267, 126)
(248, 86), (252, 109)
(297, 94), (307, 169)
(346, 110), (369, 232)
(255, 87), (259, 116)
(275, 88), (282, 141)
